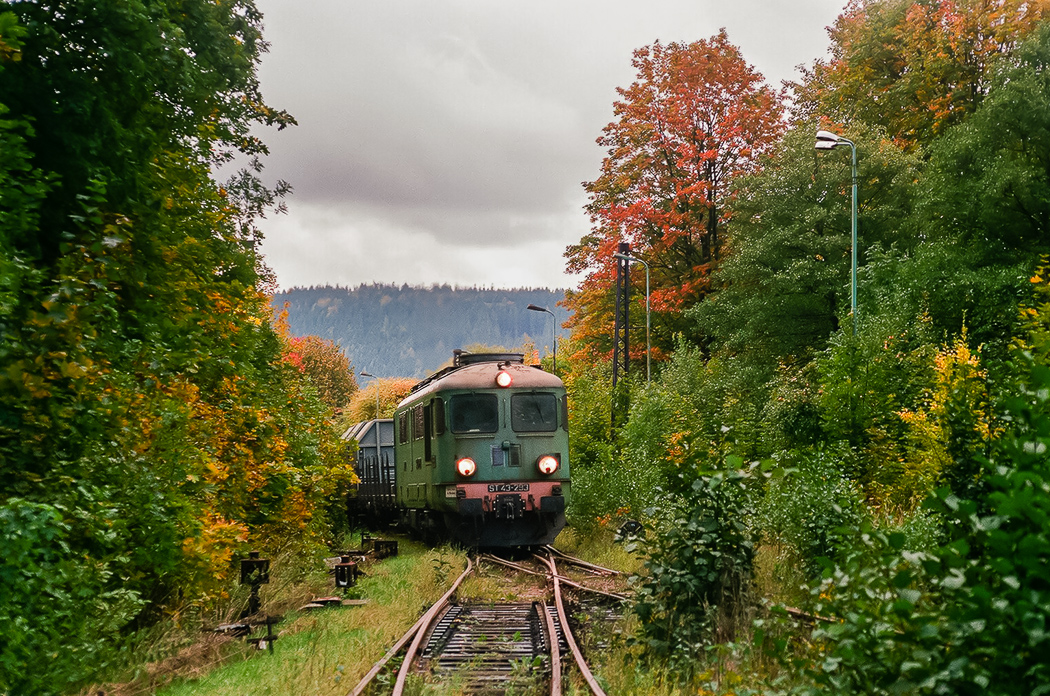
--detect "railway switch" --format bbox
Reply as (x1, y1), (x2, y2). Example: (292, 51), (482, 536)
(335, 555), (359, 590)
(239, 551), (269, 617)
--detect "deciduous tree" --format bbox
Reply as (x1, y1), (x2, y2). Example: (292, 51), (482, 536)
(283, 334), (358, 410)
(695, 125), (920, 364)
(565, 32), (783, 360)
(795, 0), (1048, 147)
(0, 4), (356, 691)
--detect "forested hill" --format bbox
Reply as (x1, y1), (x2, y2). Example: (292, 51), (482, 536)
(274, 285), (570, 378)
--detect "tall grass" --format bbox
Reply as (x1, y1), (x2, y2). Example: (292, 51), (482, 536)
(86, 538), (467, 696)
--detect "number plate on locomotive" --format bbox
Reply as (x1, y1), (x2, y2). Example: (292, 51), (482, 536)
(487, 483), (530, 493)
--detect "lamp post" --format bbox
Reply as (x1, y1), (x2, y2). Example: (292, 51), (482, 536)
(612, 252), (650, 383)
(359, 371), (380, 419)
(815, 129), (858, 335)
(526, 304), (556, 374)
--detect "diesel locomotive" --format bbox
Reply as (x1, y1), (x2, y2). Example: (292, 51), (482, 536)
(346, 351), (570, 547)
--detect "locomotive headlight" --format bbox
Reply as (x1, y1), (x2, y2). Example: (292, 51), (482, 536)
(495, 370), (513, 388)
(537, 455), (560, 475)
(456, 457), (477, 477)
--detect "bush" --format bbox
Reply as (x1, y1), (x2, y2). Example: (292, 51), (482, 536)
(757, 446), (866, 578)
(789, 354), (1050, 695)
(0, 499), (143, 695)
(627, 465), (757, 677)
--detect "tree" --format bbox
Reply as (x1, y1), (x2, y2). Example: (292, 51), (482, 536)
(342, 377), (417, 422)
(694, 124), (920, 364)
(283, 334), (358, 410)
(795, 0), (1047, 147)
(565, 32), (784, 360)
(0, 5), (358, 691)
(918, 21), (1050, 260)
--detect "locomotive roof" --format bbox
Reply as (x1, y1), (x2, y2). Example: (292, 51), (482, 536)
(399, 353), (563, 407)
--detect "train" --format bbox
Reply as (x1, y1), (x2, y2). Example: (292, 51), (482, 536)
(344, 350), (570, 547)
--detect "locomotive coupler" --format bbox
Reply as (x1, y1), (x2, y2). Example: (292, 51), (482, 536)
(494, 493), (525, 520)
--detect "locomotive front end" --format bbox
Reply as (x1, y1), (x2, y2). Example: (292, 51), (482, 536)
(394, 352), (569, 547)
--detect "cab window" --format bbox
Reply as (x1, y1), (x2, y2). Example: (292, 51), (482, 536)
(511, 393), (558, 433)
(450, 394), (498, 433)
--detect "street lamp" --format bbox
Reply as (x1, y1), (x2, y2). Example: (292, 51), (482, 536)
(359, 371), (380, 419)
(815, 129), (859, 335)
(612, 252), (650, 382)
(526, 304), (556, 374)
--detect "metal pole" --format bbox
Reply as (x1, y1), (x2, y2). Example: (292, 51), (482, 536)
(613, 252), (650, 383)
(850, 140), (858, 335)
(526, 304), (557, 374)
(815, 130), (858, 335)
(360, 371), (379, 419)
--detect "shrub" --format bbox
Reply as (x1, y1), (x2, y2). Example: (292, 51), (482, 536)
(790, 354), (1050, 695)
(0, 499), (143, 695)
(627, 464), (757, 677)
(757, 445), (866, 578)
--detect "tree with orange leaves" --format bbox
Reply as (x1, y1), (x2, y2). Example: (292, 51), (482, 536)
(565, 32), (784, 361)
(795, 0), (1048, 147)
(283, 334), (358, 410)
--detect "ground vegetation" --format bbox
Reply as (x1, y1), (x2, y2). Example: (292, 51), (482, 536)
(562, 11), (1050, 693)
(0, 4), (352, 693)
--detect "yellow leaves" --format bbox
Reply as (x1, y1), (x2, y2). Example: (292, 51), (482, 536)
(204, 460), (228, 483)
(20, 370), (51, 399)
(58, 360), (87, 379)
(181, 511), (250, 593)
(889, 331), (999, 508)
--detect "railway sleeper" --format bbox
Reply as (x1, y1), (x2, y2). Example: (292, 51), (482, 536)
(416, 602), (560, 692)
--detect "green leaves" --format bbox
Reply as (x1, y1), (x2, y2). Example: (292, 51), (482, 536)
(628, 466), (757, 676)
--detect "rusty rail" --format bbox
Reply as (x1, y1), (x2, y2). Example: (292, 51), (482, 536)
(544, 546), (621, 576)
(479, 553), (628, 602)
(348, 556), (474, 696)
(537, 551), (607, 696)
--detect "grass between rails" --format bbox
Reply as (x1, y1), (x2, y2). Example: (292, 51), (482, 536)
(94, 527), (778, 696)
(139, 537), (467, 696)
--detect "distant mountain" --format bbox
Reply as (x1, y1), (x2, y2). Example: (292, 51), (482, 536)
(274, 284), (570, 378)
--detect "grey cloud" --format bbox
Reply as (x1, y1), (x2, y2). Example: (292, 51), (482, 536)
(254, 0), (846, 289)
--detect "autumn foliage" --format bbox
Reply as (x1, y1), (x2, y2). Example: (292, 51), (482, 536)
(796, 0), (1048, 146)
(281, 332), (358, 410)
(0, 4), (353, 690)
(565, 31), (784, 361)
(343, 376), (419, 422)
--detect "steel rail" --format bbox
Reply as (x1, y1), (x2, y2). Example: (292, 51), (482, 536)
(537, 551), (607, 696)
(544, 546), (621, 576)
(539, 601), (562, 696)
(479, 553), (628, 602)
(349, 556), (474, 696)
(391, 556), (475, 696)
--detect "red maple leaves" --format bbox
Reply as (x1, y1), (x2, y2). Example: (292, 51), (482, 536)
(565, 31), (785, 360)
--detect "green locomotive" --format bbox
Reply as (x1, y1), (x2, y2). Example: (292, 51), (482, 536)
(383, 350), (570, 547)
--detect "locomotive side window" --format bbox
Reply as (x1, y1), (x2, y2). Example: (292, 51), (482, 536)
(511, 393), (559, 433)
(398, 411), (409, 444)
(561, 395), (569, 431)
(450, 394), (498, 433)
(434, 398), (446, 435)
(423, 402), (433, 463)
(412, 405), (424, 441)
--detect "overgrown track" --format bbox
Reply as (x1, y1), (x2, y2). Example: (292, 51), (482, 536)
(348, 549), (623, 696)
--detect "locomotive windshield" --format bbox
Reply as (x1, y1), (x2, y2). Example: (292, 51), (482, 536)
(450, 394), (498, 433)
(511, 393), (559, 433)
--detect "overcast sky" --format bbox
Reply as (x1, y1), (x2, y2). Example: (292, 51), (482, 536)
(252, 0), (846, 291)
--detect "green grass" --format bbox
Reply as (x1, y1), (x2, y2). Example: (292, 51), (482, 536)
(99, 526), (776, 696)
(553, 526), (642, 575)
(152, 539), (466, 696)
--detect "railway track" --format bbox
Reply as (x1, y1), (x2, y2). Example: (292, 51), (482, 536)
(348, 548), (624, 695)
